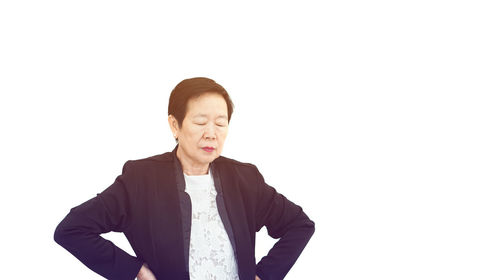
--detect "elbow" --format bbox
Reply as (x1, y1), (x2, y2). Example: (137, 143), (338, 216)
(291, 211), (316, 239)
(301, 218), (315, 239)
(300, 210), (315, 236)
(289, 215), (316, 240)
(54, 214), (76, 247)
(308, 219), (315, 237)
(53, 220), (67, 246)
(297, 209), (315, 241)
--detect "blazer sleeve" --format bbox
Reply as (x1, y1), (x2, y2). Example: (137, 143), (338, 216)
(53, 160), (143, 280)
(254, 166), (315, 280)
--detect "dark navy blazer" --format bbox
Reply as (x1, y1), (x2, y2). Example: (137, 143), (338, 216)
(54, 145), (315, 280)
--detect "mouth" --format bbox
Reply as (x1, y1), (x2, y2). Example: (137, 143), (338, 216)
(202, 147), (215, 153)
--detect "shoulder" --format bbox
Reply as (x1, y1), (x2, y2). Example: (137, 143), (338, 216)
(214, 155), (261, 181)
(121, 151), (174, 173)
(215, 155), (257, 170)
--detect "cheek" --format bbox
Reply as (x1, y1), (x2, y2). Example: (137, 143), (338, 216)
(217, 130), (228, 140)
(216, 126), (228, 134)
(217, 130), (228, 144)
(186, 127), (204, 139)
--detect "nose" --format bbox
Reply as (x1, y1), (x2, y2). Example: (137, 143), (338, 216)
(203, 124), (216, 140)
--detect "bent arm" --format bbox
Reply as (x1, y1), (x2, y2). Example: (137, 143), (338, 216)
(254, 167), (315, 280)
(53, 161), (143, 280)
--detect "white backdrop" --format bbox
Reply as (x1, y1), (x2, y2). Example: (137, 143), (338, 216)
(1, 1), (499, 279)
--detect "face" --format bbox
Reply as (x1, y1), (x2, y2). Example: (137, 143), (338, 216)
(169, 92), (229, 168)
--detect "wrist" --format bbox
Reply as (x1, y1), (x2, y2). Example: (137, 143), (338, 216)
(137, 264), (146, 277)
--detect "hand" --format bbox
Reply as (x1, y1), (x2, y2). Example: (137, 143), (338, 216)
(255, 276), (262, 280)
(137, 263), (157, 280)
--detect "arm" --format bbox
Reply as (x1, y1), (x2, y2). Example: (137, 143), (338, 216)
(53, 160), (144, 280)
(254, 166), (315, 280)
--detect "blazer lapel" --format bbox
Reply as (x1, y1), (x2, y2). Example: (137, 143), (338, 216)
(146, 148), (189, 279)
(213, 159), (254, 279)
(171, 145), (192, 275)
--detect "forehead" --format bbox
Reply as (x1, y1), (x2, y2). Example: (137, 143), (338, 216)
(186, 93), (228, 116)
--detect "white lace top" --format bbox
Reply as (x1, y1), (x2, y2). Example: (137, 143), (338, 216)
(183, 169), (239, 280)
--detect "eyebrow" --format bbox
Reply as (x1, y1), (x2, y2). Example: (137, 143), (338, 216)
(193, 114), (228, 120)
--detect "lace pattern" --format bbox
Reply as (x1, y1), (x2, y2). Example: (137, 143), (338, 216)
(184, 172), (239, 280)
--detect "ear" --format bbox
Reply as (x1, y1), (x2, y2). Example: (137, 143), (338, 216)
(168, 115), (179, 136)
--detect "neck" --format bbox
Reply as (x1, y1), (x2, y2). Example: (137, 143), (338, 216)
(176, 146), (209, 175)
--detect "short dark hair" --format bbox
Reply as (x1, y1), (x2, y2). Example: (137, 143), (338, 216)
(168, 77), (234, 129)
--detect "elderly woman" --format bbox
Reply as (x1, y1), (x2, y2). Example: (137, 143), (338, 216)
(54, 77), (315, 280)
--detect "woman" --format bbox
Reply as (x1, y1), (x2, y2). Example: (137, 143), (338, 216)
(54, 77), (315, 280)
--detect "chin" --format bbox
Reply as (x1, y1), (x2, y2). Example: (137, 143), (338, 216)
(199, 151), (215, 159)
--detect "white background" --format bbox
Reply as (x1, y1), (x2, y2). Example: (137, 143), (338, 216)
(1, 1), (499, 279)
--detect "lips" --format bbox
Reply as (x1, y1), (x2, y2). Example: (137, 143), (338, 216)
(202, 147), (215, 152)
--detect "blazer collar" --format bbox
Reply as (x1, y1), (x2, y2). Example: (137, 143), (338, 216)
(172, 144), (185, 192)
